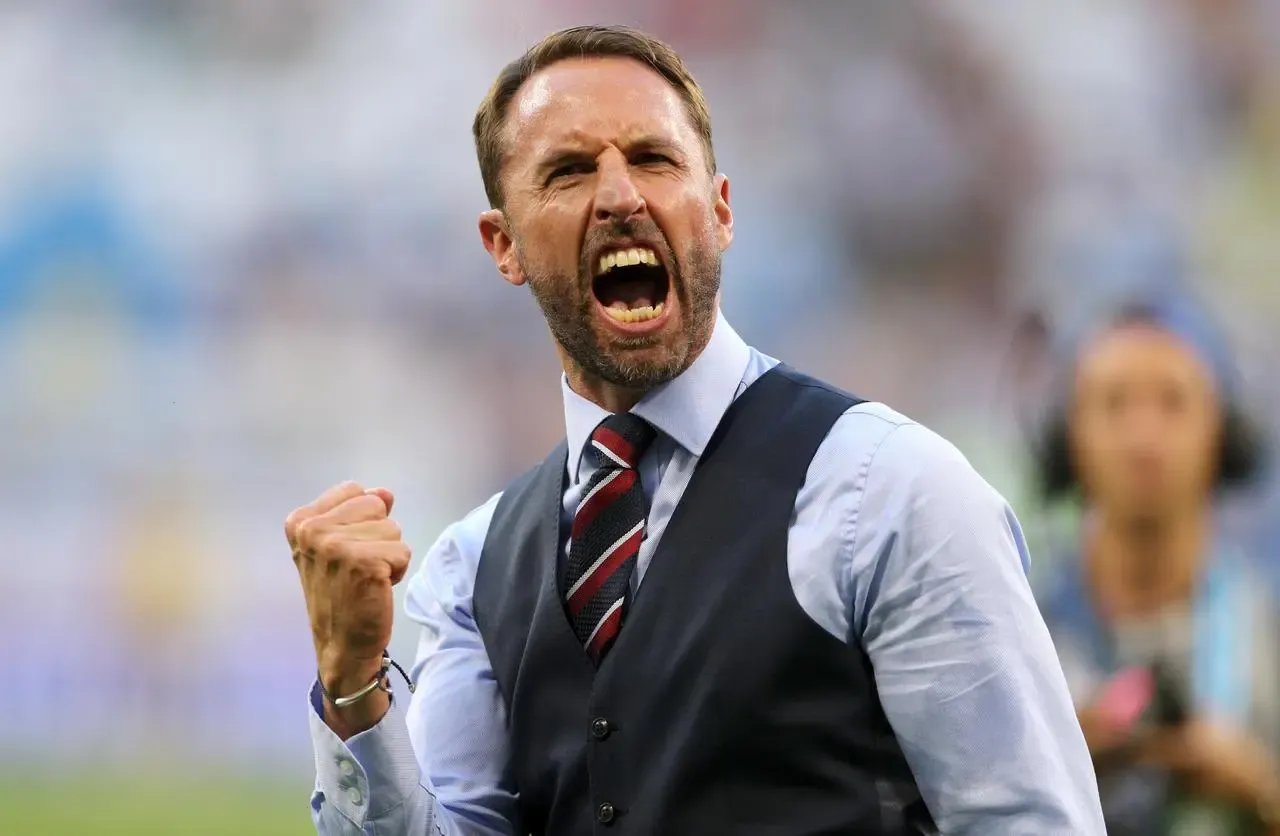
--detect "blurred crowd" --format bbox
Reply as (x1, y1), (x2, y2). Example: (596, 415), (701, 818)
(1, 0), (1278, 801)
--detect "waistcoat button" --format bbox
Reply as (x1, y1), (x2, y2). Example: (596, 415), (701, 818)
(590, 717), (611, 740)
(596, 802), (616, 824)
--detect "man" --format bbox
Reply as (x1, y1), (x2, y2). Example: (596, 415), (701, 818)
(287, 25), (1103, 835)
(1033, 300), (1278, 834)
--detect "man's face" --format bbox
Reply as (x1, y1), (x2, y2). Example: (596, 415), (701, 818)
(1069, 324), (1223, 520)
(480, 56), (733, 392)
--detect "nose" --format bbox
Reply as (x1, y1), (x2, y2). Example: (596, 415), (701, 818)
(592, 151), (644, 223)
(1115, 402), (1172, 457)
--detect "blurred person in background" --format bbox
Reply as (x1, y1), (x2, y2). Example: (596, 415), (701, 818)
(286, 23), (1102, 836)
(1034, 297), (1277, 835)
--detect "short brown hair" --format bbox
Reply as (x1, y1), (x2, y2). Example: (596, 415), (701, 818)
(472, 25), (716, 210)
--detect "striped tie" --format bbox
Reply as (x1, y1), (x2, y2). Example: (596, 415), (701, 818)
(563, 413), (656, 664)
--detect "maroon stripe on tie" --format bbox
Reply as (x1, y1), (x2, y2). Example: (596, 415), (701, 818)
(567, 524), (643, 616)
(593, 425), (635, 466)
(571, 469), (635, 541)
(586, 602), (625, 660)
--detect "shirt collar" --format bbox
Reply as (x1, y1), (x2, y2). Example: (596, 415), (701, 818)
(561, 313), (751, 481)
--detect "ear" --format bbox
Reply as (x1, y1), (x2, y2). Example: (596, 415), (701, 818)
(479, 209), (525, 287)
(712, 173), (733, 252)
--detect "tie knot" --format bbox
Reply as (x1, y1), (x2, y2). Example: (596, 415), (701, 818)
(589, 413), (656, 470)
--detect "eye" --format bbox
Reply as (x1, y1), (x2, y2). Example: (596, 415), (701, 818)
(1102, 386), (1129, 417)
(632, 152), (672, 166)
(548, 161), (593, 182)
(1159, 384), (1187, 415)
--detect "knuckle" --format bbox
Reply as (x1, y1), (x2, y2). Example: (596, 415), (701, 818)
(284, 508), (308, 542)
(294, 517), (322, 545)
(303, 531), (347, 568)
(346, 551), (381, 580)
(318, 530), (351, 560)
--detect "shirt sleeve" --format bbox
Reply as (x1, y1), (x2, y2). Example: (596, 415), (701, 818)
(847, 421), (1106, 835)
(307, 492), (516, 835)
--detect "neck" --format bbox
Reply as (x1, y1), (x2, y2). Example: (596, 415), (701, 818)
(566, 370), (648, 413)
(557, 322), (715, 414)
(1085, 506), (1210, 616)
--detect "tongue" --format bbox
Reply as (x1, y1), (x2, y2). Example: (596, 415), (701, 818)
(599, 275), (657, 310)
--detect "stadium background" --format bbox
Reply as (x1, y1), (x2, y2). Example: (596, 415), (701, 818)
(2, 1), (1278, 833)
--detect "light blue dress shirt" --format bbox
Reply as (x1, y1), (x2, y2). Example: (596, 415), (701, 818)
(308, 315), (1105, 835)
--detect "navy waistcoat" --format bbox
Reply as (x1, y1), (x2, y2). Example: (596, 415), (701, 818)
(473, 365), (934, 835)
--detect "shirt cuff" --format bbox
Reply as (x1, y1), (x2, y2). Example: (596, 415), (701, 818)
(308, 680), (423, 824)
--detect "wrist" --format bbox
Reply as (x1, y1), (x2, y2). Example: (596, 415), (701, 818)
(318, 656), (388, 739)
(324, 686), (391, 740)
(315, 647), (414, 740)
(318, 646), (385, 698)
(321, 662), (384, 699)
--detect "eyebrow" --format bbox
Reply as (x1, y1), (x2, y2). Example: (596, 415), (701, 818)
(534, 148), (593, 177)
(626, 135), (685, 158)
(534, 135), (685, 174)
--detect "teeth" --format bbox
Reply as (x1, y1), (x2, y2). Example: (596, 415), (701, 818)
(604, 302), (664, 323)
(598, 247), (658, 275)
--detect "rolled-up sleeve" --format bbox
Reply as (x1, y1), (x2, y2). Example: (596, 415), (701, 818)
(848, 422), (1105, 834)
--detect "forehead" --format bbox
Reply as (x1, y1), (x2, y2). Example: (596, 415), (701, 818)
(505, 56), (700, 159)
(1076, 325), (1213, 390)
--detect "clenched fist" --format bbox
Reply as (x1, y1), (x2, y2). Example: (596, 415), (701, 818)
(286, 481), (411, 736)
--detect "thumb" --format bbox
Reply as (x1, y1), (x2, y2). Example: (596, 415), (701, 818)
(366, 487), (395, 515)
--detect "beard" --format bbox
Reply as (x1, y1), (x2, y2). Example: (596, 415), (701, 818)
(522, 228), (721, 392)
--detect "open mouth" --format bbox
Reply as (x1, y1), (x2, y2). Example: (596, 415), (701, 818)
(591, 246), (671, 324)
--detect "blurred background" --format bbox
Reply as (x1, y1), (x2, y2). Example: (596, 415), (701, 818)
(1, 0), (1277, 833)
